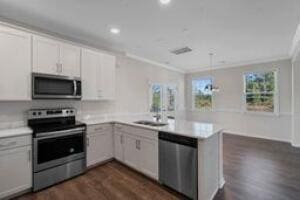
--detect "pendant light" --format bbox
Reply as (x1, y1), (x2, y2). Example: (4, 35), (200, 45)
(205, 53), (220, 92)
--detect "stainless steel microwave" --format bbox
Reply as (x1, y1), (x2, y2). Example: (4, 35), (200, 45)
(32, 73), (82, 100)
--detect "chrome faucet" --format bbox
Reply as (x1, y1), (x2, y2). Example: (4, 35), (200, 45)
(153, 109), (160, 122)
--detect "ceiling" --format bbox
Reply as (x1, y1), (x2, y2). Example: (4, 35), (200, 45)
(0, 0), (299, 72)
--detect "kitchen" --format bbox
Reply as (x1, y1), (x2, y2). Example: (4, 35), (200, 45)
(0, 0), (300, 200)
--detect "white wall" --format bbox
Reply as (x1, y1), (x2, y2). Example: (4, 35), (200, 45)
(0, 55), (185, 129)
(292, 50), (300, 147)
(185, 59), (292, 143)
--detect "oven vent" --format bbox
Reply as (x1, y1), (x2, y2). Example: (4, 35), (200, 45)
(170, 47), (192, 55)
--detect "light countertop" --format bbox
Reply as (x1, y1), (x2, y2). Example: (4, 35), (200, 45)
(81, 117), (223, 139)
(0, 116), (223, 140)
(0, 127), (33, 139)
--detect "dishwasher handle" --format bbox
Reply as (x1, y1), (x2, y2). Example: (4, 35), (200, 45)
(159, 132), (198, 148)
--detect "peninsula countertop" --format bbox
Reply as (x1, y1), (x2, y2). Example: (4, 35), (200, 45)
(81, 117), (223, 139)
(0, 116), (223, 140)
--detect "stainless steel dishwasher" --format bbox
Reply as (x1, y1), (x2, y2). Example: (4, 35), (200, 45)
(159, 132), (198, 200)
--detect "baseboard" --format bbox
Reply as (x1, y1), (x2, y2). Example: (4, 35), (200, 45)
(2, 188), (32, 200)
(86, 158), (114, 171)
(225, 130), (290, 144)
(291, 142), (300, 148)
(219, 178), (225, 189)
(209, 186), (220, 200)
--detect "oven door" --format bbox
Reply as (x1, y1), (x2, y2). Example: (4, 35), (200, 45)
(33, 127), (86, 172)
(32, 73), (82, 99)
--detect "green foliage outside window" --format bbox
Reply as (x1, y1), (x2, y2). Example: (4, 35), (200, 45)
(245, 71), (276, 112)
(192, 78), (212, 110)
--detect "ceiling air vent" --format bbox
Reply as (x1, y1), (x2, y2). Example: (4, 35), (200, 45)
(170, 46), (192, 55)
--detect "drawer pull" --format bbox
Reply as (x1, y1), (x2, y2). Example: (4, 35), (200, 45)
(0, 141), (17, 148)
(28, 150), (31, 162)
(87, 137), (90, 146)
(94, 127), (103, 131)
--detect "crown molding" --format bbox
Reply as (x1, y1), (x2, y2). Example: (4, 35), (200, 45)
(0, 16), (125, 57)
(185, 55), (291, 74)
(125, 53), (185, 73)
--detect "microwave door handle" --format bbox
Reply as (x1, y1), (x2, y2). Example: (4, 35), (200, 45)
(73, 80), (77, 96)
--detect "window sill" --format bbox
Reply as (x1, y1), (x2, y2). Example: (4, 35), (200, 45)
(189, 109), (282, 117)
(190, 108), (213, 112)
(242, 110), (280, 117)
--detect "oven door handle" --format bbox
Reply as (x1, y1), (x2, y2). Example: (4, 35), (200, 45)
(35, 127), (85, 139)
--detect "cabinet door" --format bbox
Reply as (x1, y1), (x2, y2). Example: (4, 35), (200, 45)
(113, 132), (124, 162)
(0, 26), (31, 100)
(123, 134), (139, 169)
(81, 48), (101, 100)
(33, 36), (60, 75)
(139, 139), (159, 179)
(98, 53), (116, 100)
(60, 43), (81, 77)
(87, 132), (113, 167)
(0, 146), (32, 199)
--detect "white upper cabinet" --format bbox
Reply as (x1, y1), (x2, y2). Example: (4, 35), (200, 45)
(33, 36), (60, 75)
(81, 48), (101, 100)
(0, 25), (31, 100)
(60, 43), (81, 77)
(33, 35), (81, 77)
(81, 48), (116, 100)
(99, 53), (116, 100)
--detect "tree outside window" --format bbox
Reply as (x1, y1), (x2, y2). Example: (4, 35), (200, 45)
(192, 78), (212, 110)
(244, 71), (277, 113)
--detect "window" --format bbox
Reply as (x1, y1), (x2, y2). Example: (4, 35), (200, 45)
(192, 78), (212, 110)
(149, 83), (177, 120)
(244, 70), (277, 113)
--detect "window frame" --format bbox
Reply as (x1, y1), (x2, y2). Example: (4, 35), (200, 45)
(191, 76), (214, 111)
(243, 69), (279, 116)
(148, 82), (178, 114)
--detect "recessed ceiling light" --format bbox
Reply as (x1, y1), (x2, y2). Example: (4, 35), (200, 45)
(160, 0), (171, 5)
(110, 27), (120, 35)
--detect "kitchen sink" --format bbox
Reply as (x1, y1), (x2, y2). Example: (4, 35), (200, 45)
(134, 120), (168, 127)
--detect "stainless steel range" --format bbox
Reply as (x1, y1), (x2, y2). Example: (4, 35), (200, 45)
(28, 108), (86, 191)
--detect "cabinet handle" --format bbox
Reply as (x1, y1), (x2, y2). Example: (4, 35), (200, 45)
(28, 150), (31, 162)
(120, 135), (123, 144)
(95, 127), (103, 131)
(56, 63), (63, 73)
(56, 63), (59, 73)
(0, 141), (17, 148)
(136, 140), (141, 150)
(87, 137), (89, 147)
(60, 64), (63, 73)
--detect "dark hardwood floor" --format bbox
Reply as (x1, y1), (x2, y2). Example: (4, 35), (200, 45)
(214, 134), (300, 200)
(15, 134), (300, 200)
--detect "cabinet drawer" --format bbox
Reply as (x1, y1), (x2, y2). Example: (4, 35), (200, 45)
(115, 124), (158, 140)
(0, 135), (31, 151)
(87, 123), (112, 135)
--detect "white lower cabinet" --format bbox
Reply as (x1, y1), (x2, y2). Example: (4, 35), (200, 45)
(0, 143), (32, 199)
(113, 131), (124, 162)
(86, 124), (113, 167)
(123, 134), (139, 169)
(114, 124), (159, 180)
(138, 138), (158, 179)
